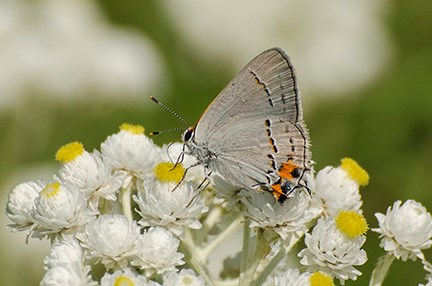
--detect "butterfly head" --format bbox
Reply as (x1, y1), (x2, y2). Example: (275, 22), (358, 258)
(182, 127), (194, 143)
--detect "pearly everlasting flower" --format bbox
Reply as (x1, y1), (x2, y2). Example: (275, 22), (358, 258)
(42, 239), (94, 286)
(55, 142), (124, 209)
(100, 268), (160, 286)
(101, 123), (161, 181)
(6, 180), (45, 232)
(298, 212), (368, 284)
(239, 190), (321, 243)
(163, 269), (207, 286)
(32, 182), (96, 239)
(77, 214), (139, 269)
(131, 227), (184, 277)
(135, 166), (208, 237)
(314, 158), (369, 217)
(372, 200), (432, 261)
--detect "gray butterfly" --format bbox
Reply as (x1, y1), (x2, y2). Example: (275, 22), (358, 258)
(182, 48), (312, 203)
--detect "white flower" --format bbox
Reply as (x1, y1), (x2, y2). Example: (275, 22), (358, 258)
(44, 239), (84, 269)
(42, 239), (94, 286)
(265, 268), (310, 286)
(298, 216), (367, 284)
(131, 227), (184, 277)
(57, 147), (124, 210)
(135, 178), (208, 236)
(239, 190), (321, 243)
(40, 264), (96, 286)
(0, 0), (164, 108)
(372, 200), (432, 261)
(77, 214), (139, 269)
(101, 124), (161, 180)
(100, 268), (160, 286)
(6, 180), (45, 232)
(32, 182), (95, 239)
(314, 166), (362, 216)
(163, 269), (207, 286)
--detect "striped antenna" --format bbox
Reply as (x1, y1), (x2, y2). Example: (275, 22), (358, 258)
(149, 127), (185, 136)
(149, 96), (188, 125)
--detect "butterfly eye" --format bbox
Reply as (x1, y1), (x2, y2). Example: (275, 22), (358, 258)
(183, 128), (194, 142)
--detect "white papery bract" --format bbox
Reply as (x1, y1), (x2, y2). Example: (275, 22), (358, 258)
(6, 180), (45, 232)
(372, 200), (432, 261)
(239, 190), (322, 243)
(163, 269), (207, 286)
(57, 150), (124, 209)
(298, 217), (367, 284)
(40, 264), (96, 286)
(77, 214), (139, 269)
(131, 227), (184, 277)
(32, 182), (95, 239)
(100, 268), (159, 286)
(314, 166), (362, 216)
(101, 128), (161, 181)
(135, 178), (208, 237)
(264, 268), (311, 286)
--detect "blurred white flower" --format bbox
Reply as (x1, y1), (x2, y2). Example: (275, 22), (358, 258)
(135, 178), (208, 236)
(32, 182), (96, 239)
(56, 142), (124, 210)
(163, 0), (390, 97)
(100, 268), (159, 286)
(77, 214), (139, 269)
(6, 180), (45, 232)
(101, 124), (161, 183)
(372, 200), (432, 261)
(40, 264), (96, 286)
(131, 227), (184, 277)
(239, 190), (321, 243)
(163, 269), (207, 286)
(42, 239), (95, 286)
(0, 0), (164, 108)
(298, 216), (367, 284)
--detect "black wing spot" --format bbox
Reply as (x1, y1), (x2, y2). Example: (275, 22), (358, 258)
(249, 69), (274, 107)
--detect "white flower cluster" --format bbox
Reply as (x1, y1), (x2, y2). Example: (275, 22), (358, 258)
(6, 123), (432, 285)
(6, 123), (208, 285)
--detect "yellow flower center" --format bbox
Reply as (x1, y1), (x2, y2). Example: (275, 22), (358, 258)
(55, 142), (84, 163)
(120, 123), (145, 135)
(114, 275), (135, 286)
(40, 182), (61, 198)
(335, 210), (368, 238)
(310, 271), (334, 286)
(154, 162), (185, 184)
(340, 157), (369, 186)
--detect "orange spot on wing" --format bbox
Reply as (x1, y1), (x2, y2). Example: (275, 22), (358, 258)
(278, 161), (299, 180)
(271, 183), (283, 200)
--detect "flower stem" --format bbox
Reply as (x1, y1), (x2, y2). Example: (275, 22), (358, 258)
(251, 246), (286, 286)
(121, 180), (133, 220)
(239, 228), (271, 286)
(180, 240), (215, 286)
(240, 218), (251, 275)
(197, 216), (242, 263)
(369, 253), (395, 286)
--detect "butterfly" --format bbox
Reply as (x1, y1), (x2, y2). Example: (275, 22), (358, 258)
(182, 48), (312, 203)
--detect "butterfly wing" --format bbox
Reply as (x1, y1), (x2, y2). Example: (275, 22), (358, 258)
(193, 48), (312, 199)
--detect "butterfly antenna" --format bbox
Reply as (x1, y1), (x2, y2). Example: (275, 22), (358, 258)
(149, 96), (188, 126)
(149, 127), (185, 136)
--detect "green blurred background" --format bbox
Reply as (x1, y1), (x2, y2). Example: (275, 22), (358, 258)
(1, 0), (431, 285)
